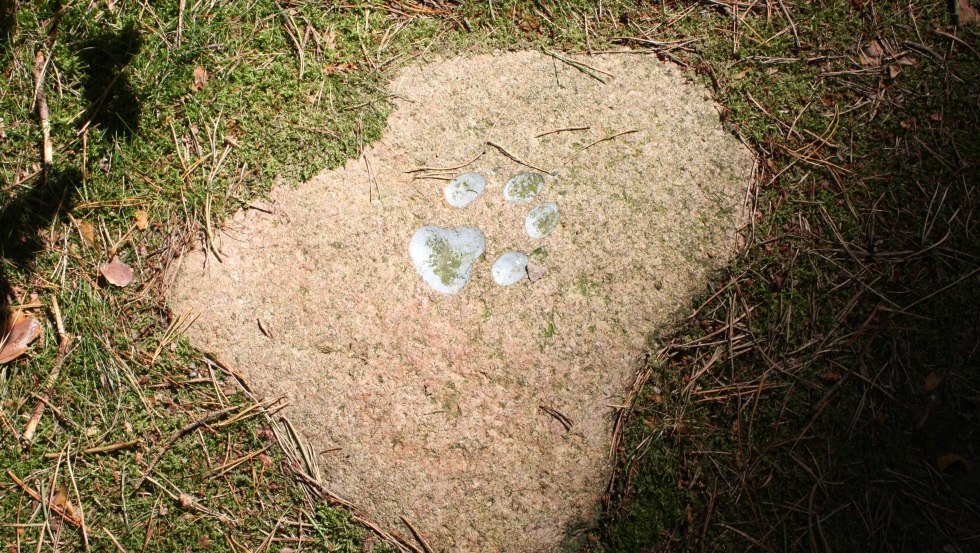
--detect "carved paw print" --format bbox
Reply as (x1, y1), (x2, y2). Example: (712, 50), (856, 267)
(409, 171), (560, 294)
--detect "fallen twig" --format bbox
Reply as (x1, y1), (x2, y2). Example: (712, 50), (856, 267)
(32, 50), (53, 174)
(562, 129), (639, 164)
(534, 126), (590, 138)
(43, 440), (141, 459)
(132, 404), (241, 492)
(7, 469), (90, 533)
(399, 516), (435, 553)
(22, 296), (73, 444)
(538, 405), (573, 431)
(406, 150), (485, 174)
(485, 141), (552, 174)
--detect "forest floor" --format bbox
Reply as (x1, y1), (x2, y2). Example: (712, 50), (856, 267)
(1, 1), (978, 552)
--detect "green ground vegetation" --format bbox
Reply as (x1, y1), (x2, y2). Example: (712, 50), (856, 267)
(1, 1), (977, 552)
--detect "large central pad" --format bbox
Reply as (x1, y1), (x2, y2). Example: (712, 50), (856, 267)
(170, 51), (753, 551)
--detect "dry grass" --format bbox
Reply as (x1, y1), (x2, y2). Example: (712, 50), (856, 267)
(590, 1), (980, 551)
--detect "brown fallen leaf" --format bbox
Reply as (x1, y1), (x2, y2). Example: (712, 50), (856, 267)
(178, 493), (196, 509)
(924, 371), (941, 391)
(53, 482), (75, 518)
(526, 263), (547, 283)
(323, 61), (355, 76)
(0, 311), (42, 364)
(134, 209), (148, 230)
(858, 39), (888, 66)
(100, 256), (134, 287)
(958, 0), (980, 24)
(76, 220), (96, 246)
(191, 65), (208, 91)
(937, 452), (970, 472)
(820, 371), (843, 383)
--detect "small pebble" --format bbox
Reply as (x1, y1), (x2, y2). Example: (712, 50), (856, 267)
(444, 173), (487, 208)
(491, 252), (529, 286)
(524, 202), (560, 239)
(504, 173), (544, 203)
(409, 226), (486, 294)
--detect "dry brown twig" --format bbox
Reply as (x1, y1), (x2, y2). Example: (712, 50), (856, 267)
(7, 469), (90, 533)
(132, 403), (242, 492)
(203, 355), (421, 552)
(400, 515), (435, 553)
(21, 296), (73, 444)
(32, 49), (53, 175)
(485, 141), (552, 174)
(562, 129), (640, 164)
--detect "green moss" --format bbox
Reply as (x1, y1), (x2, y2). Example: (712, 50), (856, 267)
(426, 235), (466, 287)
(534, 210), (558, 235)
(505, 172), (544, 202)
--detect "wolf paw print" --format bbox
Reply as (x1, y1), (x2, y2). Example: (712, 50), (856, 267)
(409, 171), (560, 294)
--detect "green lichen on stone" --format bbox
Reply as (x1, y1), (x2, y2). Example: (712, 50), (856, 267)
(410, 226), (485, 294)
(426, 235), (466, 286)
(524, 202), (560, 239)
(535, 211), (557, 234)
(504, 172), (544, 203)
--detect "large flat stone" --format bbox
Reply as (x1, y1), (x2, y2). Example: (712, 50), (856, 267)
(170, 51), (753, 552)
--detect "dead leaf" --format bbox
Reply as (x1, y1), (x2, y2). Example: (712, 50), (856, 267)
(323, 62), (355, 76)
(526, 263), (547, 283)
(52, 482), (75, 518)
(858, 39), (886, 66)
(0, 311), (42, 364)
(178, 493), (196, 509)
(77, 220), (96, 246)
(924, 371), (941, 391)
(49, 482), (74, 533)
(134, 209), (148, 230)
(886, 64), (901, 79)
(191, 66), (208, 91)
(100, 256), (134, 287)
(819, 371), (843, 383)
(958, 0), (980, 24)
(731, 69), (750, 81)
(937, 452), (970, 472)
(323, 30), (337, 50)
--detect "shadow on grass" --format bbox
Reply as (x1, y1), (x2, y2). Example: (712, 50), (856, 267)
(585, 4), (980, 552)
(0, 0), (14, 64)
(0, 168), (83, 307)
(1, 15), (144, 310)
(78, 20), (143, 138)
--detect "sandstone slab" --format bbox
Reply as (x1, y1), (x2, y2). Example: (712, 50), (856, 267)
(170, 51), (753, 551)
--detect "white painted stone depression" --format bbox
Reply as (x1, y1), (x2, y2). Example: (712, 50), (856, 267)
(170, 51), (754, 552)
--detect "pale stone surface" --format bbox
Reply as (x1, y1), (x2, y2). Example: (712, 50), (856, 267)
(409, 226), (485, 294)
(504, 172), (544, 203)
(444, 172), (487, 208)
(170, 51), (754, 552)
(525, 202), (560, 239)
(491, 251), (529, 286)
